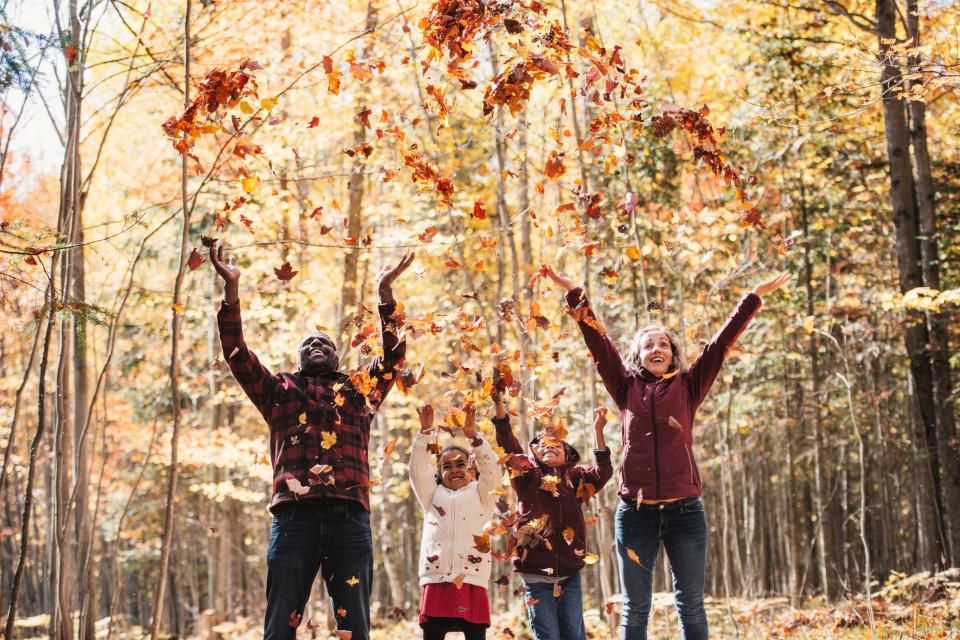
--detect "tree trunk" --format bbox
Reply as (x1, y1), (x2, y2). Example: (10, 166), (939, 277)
(151, 2), (192, 635)
(875, 0), (948, 568)
(905, 0), (960, 565)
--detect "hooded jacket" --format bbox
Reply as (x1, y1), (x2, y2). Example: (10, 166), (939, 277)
(494, 415), (613, 578)
(565, 287), (761, 501)
(409, 431), (502, 588)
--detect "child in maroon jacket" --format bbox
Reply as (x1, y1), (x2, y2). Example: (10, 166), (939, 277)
(541, 264), (789, 640)
(493, 389), (613, 640)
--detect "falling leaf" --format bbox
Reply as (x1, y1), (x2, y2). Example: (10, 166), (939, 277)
(172, 303), (184, 315)
(391, 606), (407, 620)
(473, 200), (487, 219)
(307, 116), (320, 128)
(625, 245), (642, 260)
(418, 226), (439, 243)
(187, 248), (204, 271)
(337, 607), (347, 617)
(452, 573), (465, 588)
(562, 527), (575, 545)
(274, 262), (298, 281)
(473, 534), (491, 553)
(241, 176), (260, 193)
(200, 235), (217, 247)
(299, 412), (307, 424)
(627, 547), (642, 565)
(288, 611), (303, 628)
(321, 431), (337, 449)
(584, 552), (599, 565)
(286, 477), (310, 495)
(346, 576), (360, 586)
(526, 596), (540, 607)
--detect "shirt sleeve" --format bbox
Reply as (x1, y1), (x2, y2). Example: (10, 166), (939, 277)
(473, 436), (503, 508)
(686, 293), (762, 407)
(365, 301), (407, 410)
(565, 288), (630, 408)
(570, 448), (614, 498)
(217, 300), (279, 419)
(409, 430), (439, 510)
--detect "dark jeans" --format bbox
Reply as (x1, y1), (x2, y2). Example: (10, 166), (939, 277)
(522, 572), (586, 640)
(422, 617), (486, 640)
(264, 503), (373, 640)
(615, 497), (708, 640)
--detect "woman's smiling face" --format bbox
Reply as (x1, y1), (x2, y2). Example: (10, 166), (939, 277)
(638, 329), (674, 377)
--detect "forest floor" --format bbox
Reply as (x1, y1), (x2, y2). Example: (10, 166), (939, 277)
(11, 569), (959, 639)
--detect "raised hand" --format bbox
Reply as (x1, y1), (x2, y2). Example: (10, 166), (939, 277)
(752, 272), (792, 298)
(539, 264), (575, 292)
(593, 406), (609, 451)
(377, 250), (416, 304)
(461, 402), (477, 440)
(417, 404), (434, 433)
(210, 242), (241, 304)
(594, 407), (608, 431)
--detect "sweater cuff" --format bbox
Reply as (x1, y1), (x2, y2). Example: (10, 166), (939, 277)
(594, 447), (611, 459)
(218, 299), (241, 319)
(565, 287), (587, 309)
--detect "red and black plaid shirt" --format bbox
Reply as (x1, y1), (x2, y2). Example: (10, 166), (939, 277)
(218, 299), (405, 512)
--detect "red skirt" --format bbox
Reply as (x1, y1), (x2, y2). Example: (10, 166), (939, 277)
(418, 582), (491, 626)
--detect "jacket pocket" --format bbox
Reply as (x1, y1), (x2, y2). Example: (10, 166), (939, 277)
(684, 443), (696, 487)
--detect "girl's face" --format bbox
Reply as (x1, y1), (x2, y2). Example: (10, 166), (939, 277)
(532, 435), (566, 467)
(439, 449), (476, 490)
(638, 330), (674, 377)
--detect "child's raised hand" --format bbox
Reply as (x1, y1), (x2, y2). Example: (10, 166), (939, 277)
(539, 264), (575, 292)
(752, 272), (792, 297)
(417, 404), (434, 432)
(594, 407), (608, 431)
(461, 402), (477, 439)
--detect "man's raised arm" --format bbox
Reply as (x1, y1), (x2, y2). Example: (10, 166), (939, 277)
(211, 242), (278, 417)
(366, 250), (416, 406)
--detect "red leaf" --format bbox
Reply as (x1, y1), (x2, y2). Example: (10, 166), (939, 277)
(200, 235), (217, 247)
(473, 201), (487, 219)
(187, 247), (205, 270)
(307, 116), (320, 128)
(274, 262), (298, 281)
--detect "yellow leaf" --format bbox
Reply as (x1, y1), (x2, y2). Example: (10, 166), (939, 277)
(321, 431), (337, 449)
(241, 176), (260, 193)
(337, 607), (347, 617)
(239, 101), (254, 114)
(627, 548), (642, 565)
(346, 576), (359, 586)
(260, 96), (278, 111)
(172, 303), (184, 315)
(299, 412), (307, 424)
(625, 245), (641, 261)
(583, 552), (599, 565)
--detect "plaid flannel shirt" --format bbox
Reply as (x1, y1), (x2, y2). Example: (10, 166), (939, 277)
(218, 299), (405, 512)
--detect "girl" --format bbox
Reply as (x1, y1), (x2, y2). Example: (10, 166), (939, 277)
(492, 388), (613, 640)
(541, 264), (789, 640)
(410, 403), (502, 640)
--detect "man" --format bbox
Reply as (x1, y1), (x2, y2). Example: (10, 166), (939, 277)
(210, 241), (414, 639)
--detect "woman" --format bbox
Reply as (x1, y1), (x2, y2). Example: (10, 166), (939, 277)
(541, 265), (789, 640)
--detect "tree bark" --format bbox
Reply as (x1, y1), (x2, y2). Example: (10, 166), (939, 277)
(875, 0), (947, 568)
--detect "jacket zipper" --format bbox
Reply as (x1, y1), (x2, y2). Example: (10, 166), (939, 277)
(684, 442), (695, 486)
(651, 381), (660, 499)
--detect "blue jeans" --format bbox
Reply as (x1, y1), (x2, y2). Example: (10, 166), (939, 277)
(522, 572), (586, 640)
(615, 497), (708, 640)
(264, 504), (373, 640)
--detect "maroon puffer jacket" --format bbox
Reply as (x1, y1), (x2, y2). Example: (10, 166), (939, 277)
(494, 415), (613, 578)
(565, 288), (761, 501)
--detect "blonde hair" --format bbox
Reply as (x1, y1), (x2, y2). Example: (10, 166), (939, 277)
(625, 324), (690, 376)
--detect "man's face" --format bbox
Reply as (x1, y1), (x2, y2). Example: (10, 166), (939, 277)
(532, 435), (566, 467)
(299, 333), (339, 374)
